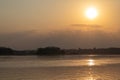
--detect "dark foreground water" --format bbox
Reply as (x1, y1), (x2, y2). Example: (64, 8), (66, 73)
(0, 55), (120, 80)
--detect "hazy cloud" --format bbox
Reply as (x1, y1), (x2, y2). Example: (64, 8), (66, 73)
(71, 24), (101, 28)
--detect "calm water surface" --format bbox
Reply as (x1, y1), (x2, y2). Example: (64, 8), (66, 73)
(0, 55), (120, 80)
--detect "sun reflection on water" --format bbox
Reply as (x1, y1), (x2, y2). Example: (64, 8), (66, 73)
(87, 77), (95, 80)
(86, 59), (96, 80)
(88, 59), (95, 66)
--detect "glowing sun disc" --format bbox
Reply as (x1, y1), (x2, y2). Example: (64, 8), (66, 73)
(85, 7), (98, 20)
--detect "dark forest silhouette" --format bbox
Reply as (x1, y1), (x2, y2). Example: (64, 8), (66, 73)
(36, 47), (65, 55)
(0, 47), (120, 56)
(0, 47), (13, 55)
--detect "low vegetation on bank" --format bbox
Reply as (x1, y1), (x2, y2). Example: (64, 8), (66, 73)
(0, 47), (120, 56)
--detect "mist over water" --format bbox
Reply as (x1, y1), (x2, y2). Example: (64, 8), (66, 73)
(0, 55), (120, 80)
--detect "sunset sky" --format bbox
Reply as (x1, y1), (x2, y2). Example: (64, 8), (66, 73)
(0, 0), (120, 50)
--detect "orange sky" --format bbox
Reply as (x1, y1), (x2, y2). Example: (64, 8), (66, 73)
(0, 0), (120, 49)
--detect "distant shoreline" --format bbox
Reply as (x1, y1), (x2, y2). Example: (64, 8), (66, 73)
(1, 47), (120, 56)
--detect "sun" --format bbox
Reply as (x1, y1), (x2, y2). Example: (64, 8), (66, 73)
(85, 7), (98, 20)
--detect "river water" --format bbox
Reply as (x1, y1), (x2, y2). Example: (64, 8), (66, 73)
(0, 55), (120, 80)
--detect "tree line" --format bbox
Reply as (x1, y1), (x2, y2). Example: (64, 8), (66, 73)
(0, 47), (120, 55)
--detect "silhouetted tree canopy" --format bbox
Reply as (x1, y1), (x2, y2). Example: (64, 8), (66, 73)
(0, 47), (13, 55)
(36, 47), (64, 55)
(0, 46), (120, 56)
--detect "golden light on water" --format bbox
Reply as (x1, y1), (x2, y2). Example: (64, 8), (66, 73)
(88, 59), (95, 66)
(87, 77), (95, 80)
(86, 60), (95, 80)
